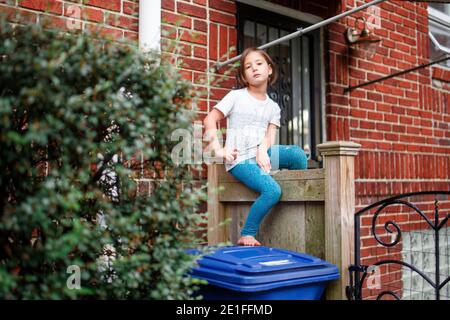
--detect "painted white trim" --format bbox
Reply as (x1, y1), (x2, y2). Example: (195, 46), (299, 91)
(428, 7), (450, 29)
(236, 0), (323, 24)
(139, 0), (161, 53)
(429, 31), (450, 55)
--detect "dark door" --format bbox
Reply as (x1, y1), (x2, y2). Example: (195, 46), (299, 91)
(237, 2), (323, 167)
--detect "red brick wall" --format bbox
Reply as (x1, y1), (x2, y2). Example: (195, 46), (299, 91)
(0, 0), (139, 42)
(323, 0), (450, 300)
(326, 1), (450, 206)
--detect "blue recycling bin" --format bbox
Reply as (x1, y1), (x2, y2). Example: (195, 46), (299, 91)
(187, 246), (340, 300)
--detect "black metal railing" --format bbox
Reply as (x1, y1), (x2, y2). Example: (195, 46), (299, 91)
(347, 191), (450, 300)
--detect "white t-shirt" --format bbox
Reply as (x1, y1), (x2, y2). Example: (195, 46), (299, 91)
(213, 87), (281, 171)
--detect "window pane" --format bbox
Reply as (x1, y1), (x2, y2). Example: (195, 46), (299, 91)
(279, 30), (292, 144)
(302, 36), (311, 158)
(243, 20), (255, 49)
(279, 30), (290, 81)
(291, 37), (302, 147)
(267, 27), (278, 58)
(256, 23), (267, 47)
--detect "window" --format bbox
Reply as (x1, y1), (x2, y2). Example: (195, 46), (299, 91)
(428, 3), (450, 69)
(237, 3), (323, 167)
(401, 227), (450, 300)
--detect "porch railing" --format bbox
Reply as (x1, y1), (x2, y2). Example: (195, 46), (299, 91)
(347, 191), (450, 300)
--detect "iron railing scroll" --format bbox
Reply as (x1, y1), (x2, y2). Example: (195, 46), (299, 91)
(347, 191), (450, 300)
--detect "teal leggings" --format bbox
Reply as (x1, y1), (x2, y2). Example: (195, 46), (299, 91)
(229, 145), (308, 237)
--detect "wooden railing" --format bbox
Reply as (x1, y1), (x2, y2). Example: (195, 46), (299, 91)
(206, 141), (361, 300)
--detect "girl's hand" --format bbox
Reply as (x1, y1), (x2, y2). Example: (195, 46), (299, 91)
(214, 147), (239, 163)
(256, 146), (271, 173)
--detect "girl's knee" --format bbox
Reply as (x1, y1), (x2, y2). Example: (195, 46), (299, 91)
(264, 182), (281, 204)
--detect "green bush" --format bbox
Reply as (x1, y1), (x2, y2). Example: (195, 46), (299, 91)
(0, 20), (207, 299)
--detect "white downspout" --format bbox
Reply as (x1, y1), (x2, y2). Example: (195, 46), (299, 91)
(139, 0), (161, 53)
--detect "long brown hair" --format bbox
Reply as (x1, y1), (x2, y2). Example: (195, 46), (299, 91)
(237, 47), (278, 87)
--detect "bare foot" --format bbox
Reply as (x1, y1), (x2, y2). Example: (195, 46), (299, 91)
(237, 235), (261, 246)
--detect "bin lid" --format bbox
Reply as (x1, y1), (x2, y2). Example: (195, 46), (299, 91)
(187, 246), (339, 289)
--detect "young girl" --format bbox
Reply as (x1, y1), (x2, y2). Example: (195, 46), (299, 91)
(203, 47), (308, 246)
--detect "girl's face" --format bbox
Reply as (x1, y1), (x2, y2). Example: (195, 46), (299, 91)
(243, 51), (272, 87)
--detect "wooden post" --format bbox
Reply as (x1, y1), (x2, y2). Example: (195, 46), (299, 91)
(207, 163), (227, 245)
(317, 141), (361, 300)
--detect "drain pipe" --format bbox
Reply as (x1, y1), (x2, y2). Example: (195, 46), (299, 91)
(139, 0), (161, 53)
